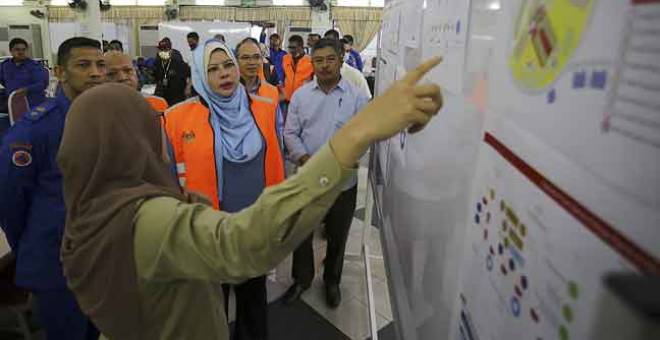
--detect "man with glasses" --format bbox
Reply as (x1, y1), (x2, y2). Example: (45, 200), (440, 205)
(282, 38), (369, 308)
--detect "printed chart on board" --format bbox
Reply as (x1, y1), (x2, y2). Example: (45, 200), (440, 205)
(489, 0), (660, 217)
(454, 1), (660, 340)
(421, 0), (471, 94)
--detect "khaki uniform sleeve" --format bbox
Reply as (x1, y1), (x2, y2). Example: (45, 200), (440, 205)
(134, 143), (356, 284)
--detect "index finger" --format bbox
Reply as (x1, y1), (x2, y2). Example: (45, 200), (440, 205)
(401, 56), (443, 85)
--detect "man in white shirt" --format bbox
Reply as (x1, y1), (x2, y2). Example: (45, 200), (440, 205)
(341, 61), (371, 99)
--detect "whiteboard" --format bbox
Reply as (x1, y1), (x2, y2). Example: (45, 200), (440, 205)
(371, 0), (660, 339)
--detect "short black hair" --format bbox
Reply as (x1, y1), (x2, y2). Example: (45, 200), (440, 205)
(187, 32), (199, 40)
(308, 33), (321, 39)
(339, 38), (349, 45)
(57, 37), (101, 67)
(324, 29), (340, 40)
(312, 38), (342, 57)
(270, 33), (280, 40)
(108, 39), (123, 51)
(344, 35), (354, 44)
(9, 38), (28, 50)
(288, 35), (304, 46)
(236, 37), (260, 55)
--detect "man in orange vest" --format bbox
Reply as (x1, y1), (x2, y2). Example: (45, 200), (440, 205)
(164, 39), (285, 340)
(104, 51), (168, 113)
(280, 35), (314, 112)
(237, 37), (283, 143)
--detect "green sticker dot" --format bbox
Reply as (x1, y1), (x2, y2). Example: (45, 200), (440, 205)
(500, 200), (506, 211)
(563, 305), (573, 323)
(559, 325), (569, 340)
(568, 281), (579, 300)
(504, 237), (510, 248)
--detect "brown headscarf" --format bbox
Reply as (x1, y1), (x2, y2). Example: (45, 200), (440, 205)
(57, 83), (186, 339)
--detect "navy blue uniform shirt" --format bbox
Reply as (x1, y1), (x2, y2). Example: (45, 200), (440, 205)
(0, 58), (49, 108)
(0, 86), (70, 290)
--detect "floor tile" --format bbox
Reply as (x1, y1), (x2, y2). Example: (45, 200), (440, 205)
(304, 295), (371, 340)
(372, 279), (393, 321)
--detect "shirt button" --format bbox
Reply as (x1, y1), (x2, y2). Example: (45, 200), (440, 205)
(319, 176), (330, 187)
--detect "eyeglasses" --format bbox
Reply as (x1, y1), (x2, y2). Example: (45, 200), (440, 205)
(238, 54), (262, 62)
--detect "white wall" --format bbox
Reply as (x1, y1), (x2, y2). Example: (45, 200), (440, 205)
(49, 22), (133, 56)
(0, 6), (52, 64)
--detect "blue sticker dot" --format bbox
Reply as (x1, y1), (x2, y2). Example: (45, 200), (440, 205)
(486, 255), (494, 271)
(477, 202), (482, 213)
(547, 89), (556, 103)
(511, 296), (521, 317)
(475, 214), (480, 224)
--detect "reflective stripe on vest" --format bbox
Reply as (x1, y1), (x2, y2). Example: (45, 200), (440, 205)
(164, 86), (284, 210)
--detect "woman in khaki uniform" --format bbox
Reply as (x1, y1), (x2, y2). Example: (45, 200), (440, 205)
(56, 57), (443, 340)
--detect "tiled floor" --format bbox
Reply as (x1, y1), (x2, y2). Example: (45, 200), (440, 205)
(264, 164), (394, 340)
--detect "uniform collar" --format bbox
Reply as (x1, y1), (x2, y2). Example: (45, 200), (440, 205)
(313, 76), (347, 93)
(55, 85), (72, 110)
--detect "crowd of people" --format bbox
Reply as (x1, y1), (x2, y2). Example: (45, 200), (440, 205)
(0, 30), (442, 340)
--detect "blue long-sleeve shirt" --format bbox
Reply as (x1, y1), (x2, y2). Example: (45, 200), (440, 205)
(0, 58), (49, 108)
(345, 49), (364, 72)
(283, 77), (369, 189)
(0, 87), (70, 290)
(269, 48), (288, 85)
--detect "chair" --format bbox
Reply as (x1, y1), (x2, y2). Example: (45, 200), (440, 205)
(8, 90), (30, 126)
(0, 252), (33, 340)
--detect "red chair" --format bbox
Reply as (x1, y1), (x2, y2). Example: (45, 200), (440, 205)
(8, 90), (30, 126)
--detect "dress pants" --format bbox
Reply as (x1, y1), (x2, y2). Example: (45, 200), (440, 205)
(222, 276), (268, 340)
(33, 289), (99, 340)
(291, 185), (358, 286)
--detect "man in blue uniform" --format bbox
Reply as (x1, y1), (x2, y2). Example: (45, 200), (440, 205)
(0, 37), (49, 109)
(0, 37), (106, 340)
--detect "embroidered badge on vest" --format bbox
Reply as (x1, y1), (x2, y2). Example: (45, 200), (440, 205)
(182, 130), (196, 143)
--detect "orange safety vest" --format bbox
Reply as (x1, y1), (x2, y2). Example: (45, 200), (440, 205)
(144, 95), (169, 113)
(164, 83), (285, 209)
(282, 54), (313, 102)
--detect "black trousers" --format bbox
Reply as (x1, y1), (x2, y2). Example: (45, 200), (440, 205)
(222, 276), (267, 340)
(291, 185), (358, 286)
